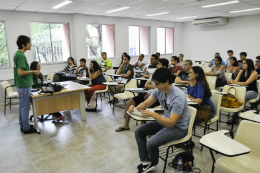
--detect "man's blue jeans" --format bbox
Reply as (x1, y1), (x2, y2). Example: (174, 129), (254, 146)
(135, 121), (187, 165)
(17, 87), (31, 131)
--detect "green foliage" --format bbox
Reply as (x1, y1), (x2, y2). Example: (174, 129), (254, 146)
(85, 24), (102, 60)
(0, 22), (9, 66)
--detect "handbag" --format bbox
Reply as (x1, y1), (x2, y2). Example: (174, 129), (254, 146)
(191, 104), (212, 127)
(41, 83), (62, 96)
(221, 87), (243, 108)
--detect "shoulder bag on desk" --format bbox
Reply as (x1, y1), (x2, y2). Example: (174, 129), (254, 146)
(40, 83), (62, 96)
(221, 87), (243, 108)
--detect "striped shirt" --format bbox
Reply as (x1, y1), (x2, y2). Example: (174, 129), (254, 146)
(62, 64), (77, 74)
(188, 82), (215, 111)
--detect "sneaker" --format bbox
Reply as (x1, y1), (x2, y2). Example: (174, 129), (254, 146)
(138, 163), (155, 173)
(137, 163), (143, 170)
(23, 126), (37, 134)
(227, 117), (239, 125)
(59, 115), (67, 122)
(20, 125), (35, 132)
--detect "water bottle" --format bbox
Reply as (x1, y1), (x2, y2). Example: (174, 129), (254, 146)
(118, 76), (122, 83)
(43, 79), (46, 85)
(48, 79), (51, 84)
(83, 70), (86, 77)
(177, 157), (183, 173)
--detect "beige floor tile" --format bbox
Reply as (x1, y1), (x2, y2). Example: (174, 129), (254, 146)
(2, 163), (37, 173)
(19, 133), (52, 149)
(66, 142), (108, 165)
(0, 150), (30, 172)
(68, 121), (101, 133)
(61, 166), (86, 173)
(78, 127), (111, 142)
(32, 153), (77, 173)
(52, 133), (91, 151)
(24, 141), (63, 161)
(0, 139), (24, 156)
(80, 153), (135, 173)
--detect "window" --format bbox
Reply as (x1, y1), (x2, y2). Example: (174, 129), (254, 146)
(30, 23), (70, 63)
(129, 26), (150, 56)
(86, 24), (115, 59)
(157, 27), (174, 54)
(0, 21), (9, 67)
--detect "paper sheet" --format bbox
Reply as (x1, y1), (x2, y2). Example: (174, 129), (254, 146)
(187, 98), (194, 102)
(132, 108), (142, 116)
(126, 88), (145, 91)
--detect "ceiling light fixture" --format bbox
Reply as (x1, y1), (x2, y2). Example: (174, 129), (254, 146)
(52, 1), (72, 9)
(146, 12), (169, 17)
(202, 0), (239, 8)
(176, 16), (197, 19)
(229, 7), (260, 13)
(106, 7), (130, 13)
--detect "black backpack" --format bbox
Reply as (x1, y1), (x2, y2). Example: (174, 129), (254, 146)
(169, 151), (194, 171)
(41, 83), (62, 95)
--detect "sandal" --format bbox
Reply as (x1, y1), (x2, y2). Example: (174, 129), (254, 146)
(115, 127), (130, 132)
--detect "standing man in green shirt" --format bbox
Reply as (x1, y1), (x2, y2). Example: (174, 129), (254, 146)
(14, 35), (40, 134)
(100, 52), (113, 72)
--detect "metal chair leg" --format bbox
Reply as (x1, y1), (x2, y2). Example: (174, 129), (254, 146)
(4, 97), (6, 115)
(163, 147), (170, 173)
(10, 97), (11, 110)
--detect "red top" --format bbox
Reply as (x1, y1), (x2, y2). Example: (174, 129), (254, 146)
(170, 66), (183, 73)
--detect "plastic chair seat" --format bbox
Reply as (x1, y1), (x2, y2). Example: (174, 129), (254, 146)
(215, 153), (260, 173)
(8, 91), (18, 98)
(248, 96), (259, 103)
(220, 106), (244, 113)
(114, 91), (135, 100)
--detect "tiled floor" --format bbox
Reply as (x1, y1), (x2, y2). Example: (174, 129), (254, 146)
(0, 98), (240, 173)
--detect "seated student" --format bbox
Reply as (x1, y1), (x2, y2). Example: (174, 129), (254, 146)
(85, 61), (106, 111)
(175, 60), (192, 87)
(227, 59), (258, 124)
(132, 68), (188, 172)
(178, 54), (184, 68)
(119, 52), (127, 66)
(206, 56), (227, 87)
(108, 55), (134, 101)
(30, 61), (67, 121)
(238, 52), (247, 69)
(255, 56), (260, 77)
(100, 52), (113, 72)
(226, 50), (234, 66)
(74, 58), (89, 77)
(208, 53), (226, 67)
(134, 54), (147, 71)
(142, 54), (159, 78)
(115, 58), (169, 132)
(60, 57), (77, 74)
(226, 57), (240, 79)
(169, 56), (183, 78)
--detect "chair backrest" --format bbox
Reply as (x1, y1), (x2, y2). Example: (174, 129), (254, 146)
(235, 120), (260, 156)
(203, 67), (211, 73)
(186, 106), (197, 139)
(257, 81), (260, 97)
(105, 70), (115, 75)
(133, 72), (136, 78)
(0, 81), (14, 97)
(47, 73), (55, 83)
(206, 76), (217, 90)
(225, 73), (232, 81)
(222, 85), (247, 107)
(125, 79), (138, 89)
(210, 94), (222, 120)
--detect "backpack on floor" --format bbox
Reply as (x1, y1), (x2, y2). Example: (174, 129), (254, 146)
(169, 151), (194, 171)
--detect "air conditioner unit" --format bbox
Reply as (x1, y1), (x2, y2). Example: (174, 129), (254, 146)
(192, 17), (227, 26)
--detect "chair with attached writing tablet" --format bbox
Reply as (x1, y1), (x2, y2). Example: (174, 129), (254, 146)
(94, 76), (112, 104)
(206, 76), (217, 91)
(247, 81), (260, 111)
(215, 121), (260, 173)
(159, 106), (197, 173)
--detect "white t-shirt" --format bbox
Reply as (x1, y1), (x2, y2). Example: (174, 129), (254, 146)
(138, 60), (147, 71)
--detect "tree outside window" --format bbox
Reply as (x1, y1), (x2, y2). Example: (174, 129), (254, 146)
(0, 21), (9, 67)
(30, 23), (70, 63)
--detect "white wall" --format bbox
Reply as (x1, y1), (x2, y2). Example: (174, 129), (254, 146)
(0, 10), (182, 103)
(182, 14), (260, 63)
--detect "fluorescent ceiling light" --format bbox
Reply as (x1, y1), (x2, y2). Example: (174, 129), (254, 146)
(52, 1), (72, 9)
(229, 7), (260, 13)
(202, 0), (239, 8)
(176, 16), (197, 19)
(146, 12), (169, 17)
(106, 7), (130, 13)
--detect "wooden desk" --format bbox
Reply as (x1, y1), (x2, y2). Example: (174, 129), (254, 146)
(31, 81), (91, 133)
(239, 110), (260, 123)
(200, 130), (250, 173)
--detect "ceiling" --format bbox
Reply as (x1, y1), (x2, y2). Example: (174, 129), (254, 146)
(0, 0), (260, 22)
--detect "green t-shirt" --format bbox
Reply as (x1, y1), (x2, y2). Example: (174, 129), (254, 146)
(32, 75), (43, 89)
(13, 51), (33, 88)
(101, 58), (113, 70)
(121, 64), (134, 78)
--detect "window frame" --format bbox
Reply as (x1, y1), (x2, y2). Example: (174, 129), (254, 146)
(157, 27), (174, 55)
(85, 23), (116, 59)
(128, 25), (151, 56)
(29, 21), (71, 65)
(0, 20), (11, 69)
